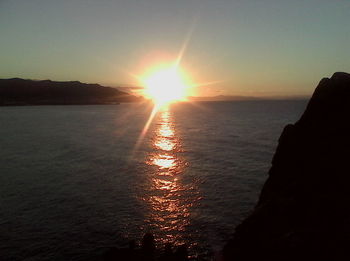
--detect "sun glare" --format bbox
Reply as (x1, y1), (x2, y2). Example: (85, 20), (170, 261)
(142, 65), (190, 106)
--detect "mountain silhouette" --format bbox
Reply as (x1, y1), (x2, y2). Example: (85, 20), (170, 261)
(0, 78), (141, 105)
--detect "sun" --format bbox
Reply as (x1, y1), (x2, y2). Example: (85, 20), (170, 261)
(142, 64), (190, 106)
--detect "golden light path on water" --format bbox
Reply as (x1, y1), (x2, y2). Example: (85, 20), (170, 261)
(142, 106), (198, 247)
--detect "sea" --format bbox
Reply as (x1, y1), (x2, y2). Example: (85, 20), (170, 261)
(0, 100), (307, 260)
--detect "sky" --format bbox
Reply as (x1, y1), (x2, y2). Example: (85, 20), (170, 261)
(0, 0), (349, 97)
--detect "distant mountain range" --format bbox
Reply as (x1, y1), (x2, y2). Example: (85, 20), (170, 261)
(0, 78), (142, 106)
(188, 95), (309, 101)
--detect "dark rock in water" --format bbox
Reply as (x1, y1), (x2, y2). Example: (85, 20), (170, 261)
(101, 233), (189, 261)
(223, 72), (350, 261)
(141, 233), (156, 261)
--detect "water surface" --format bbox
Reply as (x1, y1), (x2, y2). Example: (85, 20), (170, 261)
(0, 100), (307, 260)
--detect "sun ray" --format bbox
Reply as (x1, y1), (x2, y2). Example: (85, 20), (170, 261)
(132, 103), (159, 153)
(126, 19), (202, 163)
(174, 16), (198, 69)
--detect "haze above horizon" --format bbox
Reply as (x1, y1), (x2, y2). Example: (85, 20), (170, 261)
(1, 0), (349, 97)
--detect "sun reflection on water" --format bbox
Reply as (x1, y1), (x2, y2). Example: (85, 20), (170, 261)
(152, 155), (176, 169)
(142, 106), (198, 246)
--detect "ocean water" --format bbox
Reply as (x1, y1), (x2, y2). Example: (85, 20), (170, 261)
(0, 100), (307, 260)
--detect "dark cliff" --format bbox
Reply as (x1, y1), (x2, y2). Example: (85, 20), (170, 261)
(224, 72), (350, 261)
(0, 78), (141, 105)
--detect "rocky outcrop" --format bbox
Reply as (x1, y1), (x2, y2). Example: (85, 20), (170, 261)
(224, 72), (350, 261)
(102, 234), (189, 261)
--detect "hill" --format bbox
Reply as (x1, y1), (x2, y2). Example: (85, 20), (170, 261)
(0, 78), (141, 105)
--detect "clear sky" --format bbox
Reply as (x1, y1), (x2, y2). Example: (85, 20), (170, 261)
(1, 0), (349, 97)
